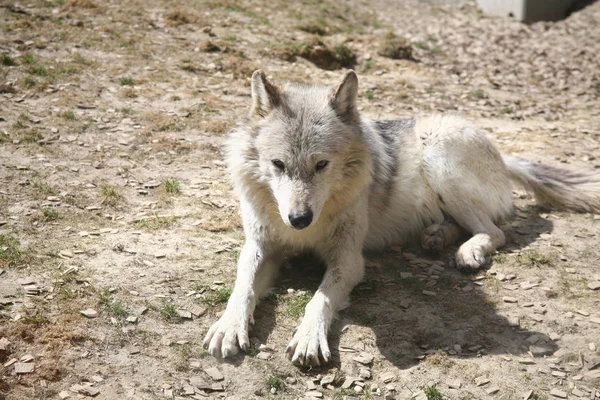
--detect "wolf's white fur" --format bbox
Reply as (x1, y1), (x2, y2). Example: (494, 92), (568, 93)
(203, 70), (600, 366)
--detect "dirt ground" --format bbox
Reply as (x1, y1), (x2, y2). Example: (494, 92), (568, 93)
(1, 0), (600, 399)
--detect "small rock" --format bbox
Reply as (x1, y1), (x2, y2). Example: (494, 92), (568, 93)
(475, 377), (490, 386)
(422, 290), (436, 297)
(590, 343), (597, 351)
(571, 388), (585, 397)
(175, 309), (192, 319)
(204, 367), (224, 381)
(551, 371), (567, 378)
(126, 316), (138, 323)
(320, 374), (335, 386)
(529, 345), (555, 357)
(503, 296), (518, 303)
(518, 358), (535, 365)
(576, 310), (590, 317)
(523, 390), (534, 400)
(256, 351), (271, 360)
(380, 372), (395, 383)
(20, 354), (34, 362)
(285, 377), (297, 385)
(305, 391), (323, 398)
(342, 377), (359, 389)
(588, 282), (600, 290)
(353, 352), (374, 365)
(447, 379), (461, 389)
(80, 309), (98, 318)
(486, 387), (500, 395)
(14, 362), (35, 374)
(0, 337), (11, 351)
(359, 368), (371, 379)
(58, 390), (70, 399)
(550, 388), (567, 398)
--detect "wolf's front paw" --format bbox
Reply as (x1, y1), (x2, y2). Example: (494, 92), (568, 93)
(203, 310), (250, 359)
(455, 241), (487, 271)
(285, 314), (330, 367)
(421, 224), (447, 252)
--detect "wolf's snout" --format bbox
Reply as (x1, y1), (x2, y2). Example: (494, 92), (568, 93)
(289, 209), (313, 230)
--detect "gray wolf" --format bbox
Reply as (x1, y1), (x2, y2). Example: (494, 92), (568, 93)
(203, 70), (600, 366)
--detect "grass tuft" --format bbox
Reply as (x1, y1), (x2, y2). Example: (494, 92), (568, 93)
(424, 384), (444, 400)
(163, 178), (180, 194)
(266, 375), (285, 391)
(101, 185), (124, 206)
(119, 76), (135, 86)
(1, 53), (17, 66)
(61, 110), (76, 120)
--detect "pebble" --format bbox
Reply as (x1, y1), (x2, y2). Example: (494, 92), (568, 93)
(422, 290), (436, 297)
(551, 371), (567, 378)
(359, 368), (371, 379)
(320, 374), (335, 385)
(58, 391), (70, 399)
(572, 388), (585, 397)
(503, 296), (518, 303)
(305, 391), (323, 398)
(576, 310), (590, 316)
(590, 343), (597, 351)
(550, 388), (567, 398)
(256, 351), (271, 360)
(523, 390), (534, 399)
(591, 317), (600, 325)
(475, 377), (490, 386)
(353, 353), (374, 365)
(342, 377), (359, 389)
(204, 367), (224, 381)
(14, 362), (35, 374)
(518, 358), (536, 365)
(175, 309), (192, 319)
(380, 372), (395, 383)
(486, 387), (500, 395)
(588, 282), (600, 290)
(80, 309), (98, 318)
(447, 379), (461, 389)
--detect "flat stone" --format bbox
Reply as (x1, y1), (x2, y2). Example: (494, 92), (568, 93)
(305, 391), (323, 398)
(320, 374), (335, 386)
(359, 368), (371, 379)
(475, 377), (490, 386)
(486, 387), (500, 395)
(591, 317), (600, 324)
(447, 379), (461, 389)
(550, 388), (567, 398)
(576, 310), (590, 316)
(14, 362), (34, 374)
(187, 304), (207, 317)
(126, 316), (138, 323)
(342, 377), (359, 389)
(256, 351), (271, 360)
(571, 388), (585, 397)
(588, 282), (600, 290)
(175, 309), (192, 319)
(354, 353), (374, 365)
(0, 337), (10, 351)
(422, 290), (436, 297)
(80, 309), (98, 318)
(58, 390), (70, 399)
(204, 367), (224, 381)
(20, 354), (34, 362)
(518, 358), (536, 365)
(529, 345), (555, 357)
(380, 372), (395, 383)
(589, 343), (596, 351)
(503, 296), (518, 303)
(551, 371), (567, 378)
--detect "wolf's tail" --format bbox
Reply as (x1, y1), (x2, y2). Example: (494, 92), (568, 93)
(503, 154), (600, 213)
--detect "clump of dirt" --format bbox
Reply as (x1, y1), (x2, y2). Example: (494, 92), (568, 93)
(199, 40), (222, 53)
(61, 0), (98, 10)
(378, 31), (413, 60)
(272, 37), (356, 70)
(165, 10), (200, 26)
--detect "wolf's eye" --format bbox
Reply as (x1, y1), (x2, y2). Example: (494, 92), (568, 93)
(272, 159), (285, 171)
(316, 160), (329, 172)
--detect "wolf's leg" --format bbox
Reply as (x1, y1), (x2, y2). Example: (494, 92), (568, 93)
(445, 206), (505, 270)
(285, 219), (366, 366)
(421, 219), (463, 252)
(203, 239), (280, 358)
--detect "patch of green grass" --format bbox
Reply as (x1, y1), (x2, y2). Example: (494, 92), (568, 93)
(61, 110), (76, 120)
(1, 53), (16, 66)
(159, 303), (178, 321)
(0, 235), (30, 268)
(30, 66), (49, 77)
(222, 35), (238, 43)
(37, 208), (62, 222)
(21, 54), (36, 65)
(424, 384), (444, 400)
(280, 292), (312, 319)
(98, 289), (128, 319)
(413, 41), (429, 50)
(200, 287), (232, 307)
(173, 344), (208, 371)
(501, 106), (513, 114)
(491, 252), (506, 264)
(362, 59), (376, 72)
(33, 181), (59, 197)
(21, 314), (50, 326)
(119, 76), (135, 86)
(266, 375), (285, 391)
(333, 389), (358, 399)
(23, 76), (36, 88)
(364, 90), (375, 101)
(470, 89), (486, 99)
(163, 178), (180, 194)
(135, 215), (177, 230)
(101, 185), (123, 206)
(517, 249), (552, 268)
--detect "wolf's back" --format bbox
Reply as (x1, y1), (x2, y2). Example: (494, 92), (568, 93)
(503, 154), (600, 213)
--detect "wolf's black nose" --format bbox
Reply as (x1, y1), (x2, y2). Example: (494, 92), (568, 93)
(289, 209), (313, 230)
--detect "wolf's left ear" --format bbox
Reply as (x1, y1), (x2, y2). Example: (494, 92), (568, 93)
(329, 70), (359, 125)
(251, 70), (281, 118)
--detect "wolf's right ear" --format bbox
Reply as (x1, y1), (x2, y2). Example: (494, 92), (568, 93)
(329, 70), (359, 125)
(251, 70), (281, 118)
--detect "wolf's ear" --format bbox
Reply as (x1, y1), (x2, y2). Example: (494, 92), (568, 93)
(251, 70), (281, 118)
(329, 70), (359, 124)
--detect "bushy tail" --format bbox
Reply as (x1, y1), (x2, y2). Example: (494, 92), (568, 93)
(503, 154), (600, 213)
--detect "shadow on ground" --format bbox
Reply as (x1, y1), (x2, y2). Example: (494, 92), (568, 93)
(240, 208), (555, 372)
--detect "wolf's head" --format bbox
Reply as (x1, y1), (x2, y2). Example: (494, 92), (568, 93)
(232, 70), (372, 230)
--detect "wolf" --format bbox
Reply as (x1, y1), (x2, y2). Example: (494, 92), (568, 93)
(203, 70), (600, 366)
